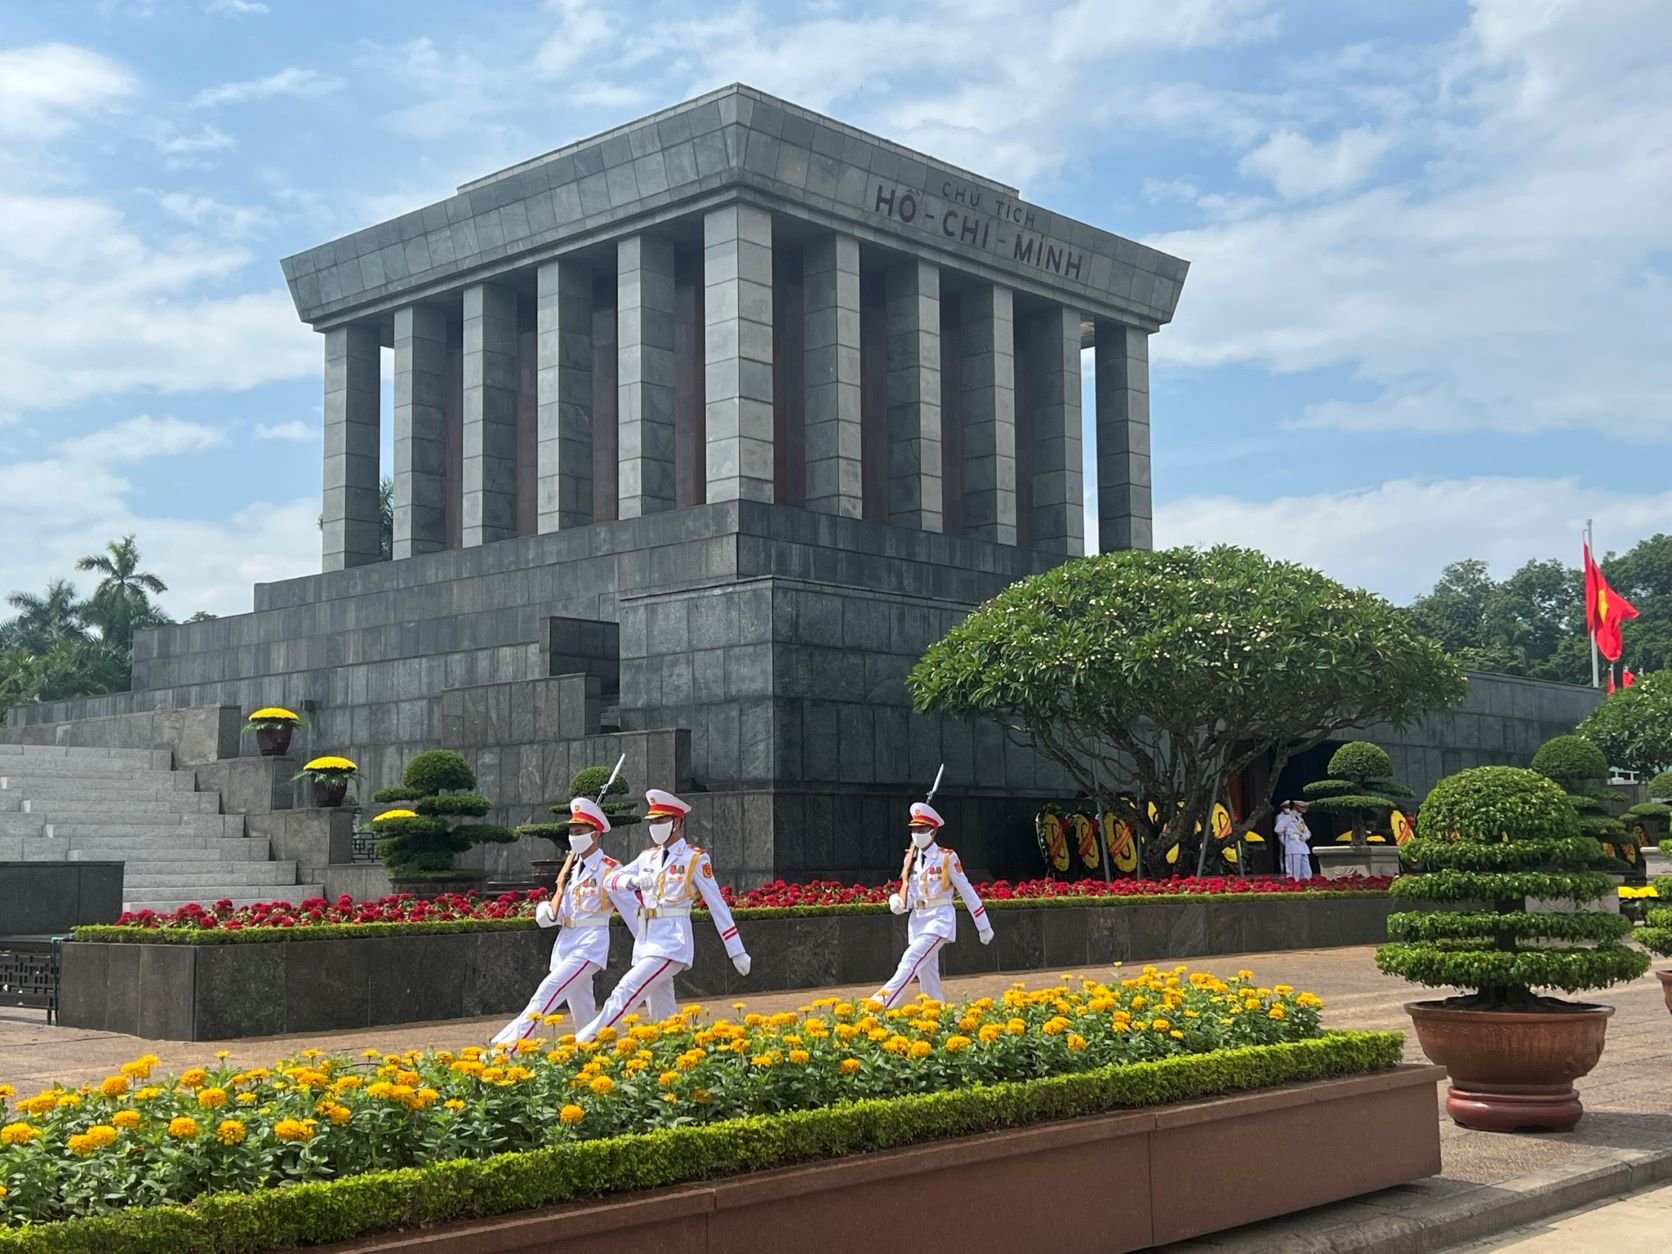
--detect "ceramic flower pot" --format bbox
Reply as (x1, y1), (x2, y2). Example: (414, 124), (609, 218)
(312, 776), (350, 808)
(1405, 1000), (1614, 1133)
(254, 725), (293, 757)
(1657, 971), (1672, 1015)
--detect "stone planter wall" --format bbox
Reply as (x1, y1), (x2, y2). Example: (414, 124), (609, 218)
(61, 894), (1395, 1041)
(322, 1065), (1444, 1254)
(0, 862), (124, 933)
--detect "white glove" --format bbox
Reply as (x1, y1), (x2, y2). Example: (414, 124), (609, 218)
(888, 893), (907, 915)
(979, 930), (994, 946)
(632, 867), (659, 892)
(732, 953), (752, 976)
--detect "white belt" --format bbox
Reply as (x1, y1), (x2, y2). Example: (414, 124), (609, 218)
(915, 896), (953, 911)
(640, 905), (692, 920)
(566, 914), (613, 929)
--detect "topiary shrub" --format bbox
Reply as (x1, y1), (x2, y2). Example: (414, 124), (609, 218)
(1302, 740), (1414, 847)
(513, 764), (643, 845)
(371, 750), (514, 879)
(1648, 771), (1672, 802)
(1531, 734), (1634, 871)
(1640, 876), (1672, 960)
(1376, 765), (1647, 1010)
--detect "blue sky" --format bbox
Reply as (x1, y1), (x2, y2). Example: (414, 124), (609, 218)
(2, 0), (1668, 618)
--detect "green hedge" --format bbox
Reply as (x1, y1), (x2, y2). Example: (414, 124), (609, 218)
(0, 1031), (1402, 1253)
(73, 889), (1390, 945)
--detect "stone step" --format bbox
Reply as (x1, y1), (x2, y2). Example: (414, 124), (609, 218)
(0, 774), (199, 795)
(101, 858), (298, 879)
(0, 814), (44, 835)
(0, 744), (173, 768)
(44, 816), (245, 839)
(122, 886), (326, 913)
(124, 862), (302, 889)
(51, 837), (271, 861)
(10, 794), (223, 815)
(0, 762), (188, 783)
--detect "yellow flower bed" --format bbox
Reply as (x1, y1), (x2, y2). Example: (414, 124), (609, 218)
(0, 967), (1323, 1226)
(1619, 885), (1659, 900)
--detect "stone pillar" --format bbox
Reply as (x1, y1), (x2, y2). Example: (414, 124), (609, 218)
(1024, 305), (1084, 555)
(392, 306), (448, 559)
(959, 284), (1017, 544)
(802, 232), (862, 517)
(885, 259), (941, 532)
(461, 283), (519, 547)
(321, 324), (381, 571)
(536, 258), (594, 532)
(618, 234), (677, 517)
(704, 203), (775, 503)
(1095, 320), (1153, 552)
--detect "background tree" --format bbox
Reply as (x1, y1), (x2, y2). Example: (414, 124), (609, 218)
(1577, 669), (1672, 778)
(2, 580), (88, 654)
(1301, 740), (1413, 847)
(909, 546), (1466, 874)
(75, 534), (168, 652)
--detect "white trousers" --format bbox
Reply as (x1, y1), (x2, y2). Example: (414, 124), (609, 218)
(1283, 839), (1312, 881)
(575, 954), (689, 1042)
(490, 954), (599, 1047)
(876, 933), (945, 1009)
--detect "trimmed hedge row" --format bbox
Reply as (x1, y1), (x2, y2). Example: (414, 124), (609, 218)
(74, 888), (1390, 945)
(0, 1031), (1402, 1253)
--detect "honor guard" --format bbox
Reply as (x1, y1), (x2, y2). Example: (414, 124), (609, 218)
(490, 796), (641, 1047)
(575, 789), (751, 1042)
(875, 801), (993, 1009)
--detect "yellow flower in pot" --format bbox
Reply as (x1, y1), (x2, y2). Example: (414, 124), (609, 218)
(293, 756), (359, 809)
(243, 707), (307, 758)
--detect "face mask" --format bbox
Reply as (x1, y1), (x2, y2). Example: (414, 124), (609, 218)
(568, 832), (594, 855)
(648, 821), (675, 846)
(911, 828), (934, 849)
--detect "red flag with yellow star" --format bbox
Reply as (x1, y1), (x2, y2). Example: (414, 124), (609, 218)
(1584, 544), (1638, 663)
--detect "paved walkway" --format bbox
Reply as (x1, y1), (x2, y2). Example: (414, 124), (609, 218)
(3, 944), (1669, 1252)
(1447, 1182), (1672, 1251)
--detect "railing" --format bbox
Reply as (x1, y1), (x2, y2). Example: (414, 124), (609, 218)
(0, 936), (62, 1024)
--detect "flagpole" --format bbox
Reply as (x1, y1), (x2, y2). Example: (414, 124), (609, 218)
(1586, 519), (1600, 689)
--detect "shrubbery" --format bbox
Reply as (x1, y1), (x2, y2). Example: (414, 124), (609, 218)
(370, 750), (513, 879)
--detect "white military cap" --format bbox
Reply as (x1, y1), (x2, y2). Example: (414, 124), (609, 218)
(645, 789), (692, 820)
(909, 802), (944, 829)
(569, 796), (611, 833)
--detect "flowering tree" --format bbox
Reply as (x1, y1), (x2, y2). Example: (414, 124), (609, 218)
(908, 546), (1465, 874)
(1578, 669), (1672, 778)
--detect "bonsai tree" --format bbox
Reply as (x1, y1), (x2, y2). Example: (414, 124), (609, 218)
(1639, 871), (1672, 963)
(514, 764), (642, 847)
(908, 545), (1464, 875)
(1623, 769), (1672, 845)
(1578, 669), (1672, 779)
(1376, 765), (1646, 1010)
(1302, 740), (1413, 847)
(371, 749), (514, 880)
(1531, 735), (1634, 870)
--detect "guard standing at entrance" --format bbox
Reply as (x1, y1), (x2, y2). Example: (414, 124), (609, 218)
(874, 801), (994, 1009)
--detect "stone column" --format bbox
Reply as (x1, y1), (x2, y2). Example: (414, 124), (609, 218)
(1095, 320), (1153, 551)
(461, 283), (519, 547)
(321, 324), (381, 571)
(618, 234), (677, 517)
(536, 258), (594, 532)
(392, 306), (448, 559)
(802, 232), (862, 518)
(704, 203), (775, 503)
(1024, 305), (1084, 555)
(885, 259), (941, 532)
(959, 284), (1017, 544)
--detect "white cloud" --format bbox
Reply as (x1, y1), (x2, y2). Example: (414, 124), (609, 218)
(0, 43), (135, 138)
(192, 67), (342, 108)
(206, 0), (270, 14)
(56, 415), (224, 464)
(253, 420), (315, 441)
(0, 193), (315, 418)
(534, 0), (618, 79)
(1238, 126), (1392, 200)
(155, 191), (272, 239)
(1155, 475), (1672, 602)
(146, 122), (237, 168)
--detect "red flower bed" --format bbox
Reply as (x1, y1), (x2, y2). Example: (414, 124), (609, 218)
(108, 874), (1390, 932)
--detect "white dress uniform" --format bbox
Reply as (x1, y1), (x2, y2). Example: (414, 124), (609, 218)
(1275, 807), (1312, 881)
(575, 790), (749, 1041)
(490, 798), (640, 1046)
(875, 802), (993, 1010)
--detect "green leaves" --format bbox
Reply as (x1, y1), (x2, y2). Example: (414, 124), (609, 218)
(1579, 670), (1672, 779)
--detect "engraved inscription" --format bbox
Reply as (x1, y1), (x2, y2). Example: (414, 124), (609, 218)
(871, 179), (1086, 284)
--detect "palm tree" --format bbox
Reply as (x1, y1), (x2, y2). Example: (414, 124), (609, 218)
(3, 579), (87, 653)
(75, 535), (167, 650)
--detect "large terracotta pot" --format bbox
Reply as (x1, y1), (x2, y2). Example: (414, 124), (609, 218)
(312, 776), (350, 808)
(1657, 971), (1672, 1015)
(254, 724), (293, 757)
(1405, 1000), (1613, 1133)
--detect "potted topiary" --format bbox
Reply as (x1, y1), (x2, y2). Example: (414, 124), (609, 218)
(1377, 765), (1648, 1132)
(1623, 770), (1672, 863)
(243, 707), (305, 757)
(1638, 874), (1672, 1014)
(1532, 734), (1637, 887)
(1303, 740), (1412, 877)
(293, 755), (358, 807)
(371, 749), (515, 897)
(515, 765), (643, 888)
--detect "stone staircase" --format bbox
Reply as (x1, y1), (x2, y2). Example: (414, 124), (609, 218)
(0, 743), (323, 914)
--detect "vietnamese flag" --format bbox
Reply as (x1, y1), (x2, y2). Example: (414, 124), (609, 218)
(1584, 544), (1639, 662)
(1623, 667), (1637, 688)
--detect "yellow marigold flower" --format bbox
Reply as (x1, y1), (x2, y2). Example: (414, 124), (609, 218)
(788, 1049), (811, 1065)
(0, 1184), (6, 1200)
(324, 1102), (353, 1124)
(249, 707), (301, 723)
(589, 1075), (615, 1095)
(237, 1093), (258, 1105)
(443, 1098), (466, 1112)
(99, 1075), (129, 1098)
(121, 1055), (158, 1080)
(1171, 1030), (1185, 1040)
(1295, 992), (1324, 1009)
(67, 1132), (97, 1156)
(978, 1024), (1001, 1044)
(623, 1058), (649, 1074)
(941, 1035), (970, 1053)
(1006, 1018), (1026, 1036)
(197, 1087), (228, 1110)
(1151, 1018), (1171, 1032)
(1269, 1006), (1286, 1020)
(0, 1084), (12, 1100)
(16, 1094), (54, 1117)
(908, 1040), (932, 1060)
(560, 1104), (585, 1124)
(113, 1110), (143, 1129)
(178, 1068), (208, 1091)
(56, 1094), (82, 1109)
(867, 1027), (890, 1043)
(168, 1116), (200, 1139)
(273, 1118), (313, 1142)
(1066, 1034), (1087, 1051)
(216, 1119), (247, 1145)
(593, 1026), (619, 1043)
(1042, 1016), (1069, 1036)
(750, 1052), (777, 1069)
(302, 755), (356, 772)
(838, 1057), (862, 1076)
